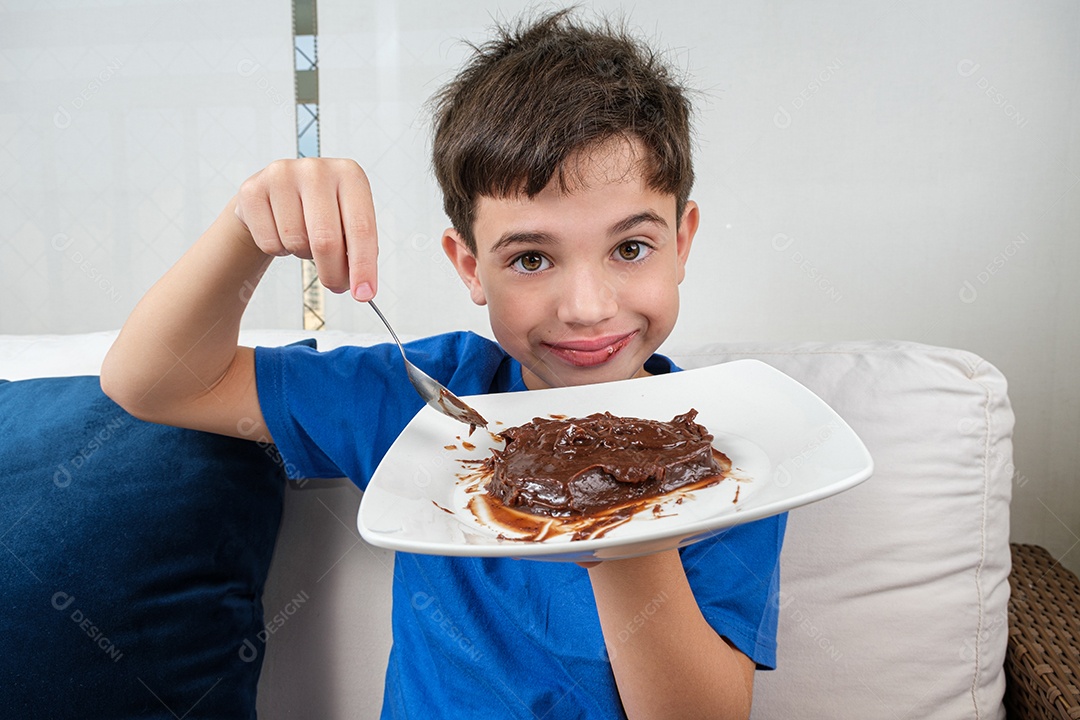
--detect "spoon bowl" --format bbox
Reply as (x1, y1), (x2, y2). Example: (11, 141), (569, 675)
(367, 300), (488, 432)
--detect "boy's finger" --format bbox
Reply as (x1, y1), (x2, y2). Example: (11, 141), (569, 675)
(300, 173), (349, 294)
(237, 187), (288, 256)
(268, 185), (311, 260)
(338, 169), (379, 301)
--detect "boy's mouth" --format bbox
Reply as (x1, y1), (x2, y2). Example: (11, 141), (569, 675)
(541, 331), (638, 368)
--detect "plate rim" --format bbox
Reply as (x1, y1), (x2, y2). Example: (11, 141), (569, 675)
(357, 359), (874, 559)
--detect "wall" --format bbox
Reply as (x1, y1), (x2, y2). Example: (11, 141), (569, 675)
(296, 0), (1080, 578)
(1, 1), (1077, 571)
(0, 0), (298, 330)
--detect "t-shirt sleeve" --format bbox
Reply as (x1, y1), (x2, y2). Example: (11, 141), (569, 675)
(254, 340), (422, 487)
(253, 332), (507, 490)
(680, 512), (788, 670)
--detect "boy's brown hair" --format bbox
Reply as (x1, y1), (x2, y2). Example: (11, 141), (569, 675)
(431, 8), (695, 253)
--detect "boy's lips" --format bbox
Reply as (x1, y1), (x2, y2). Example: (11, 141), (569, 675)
(541, 331), (638, 368)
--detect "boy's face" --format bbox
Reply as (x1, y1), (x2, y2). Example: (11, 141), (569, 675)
(443, 138), (699, 391)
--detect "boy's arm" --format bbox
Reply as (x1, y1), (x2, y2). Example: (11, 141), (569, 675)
(101, 159), (377, 441)
(588, 550), (756, 720)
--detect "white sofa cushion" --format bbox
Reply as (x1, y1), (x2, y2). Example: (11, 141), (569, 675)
(666, 339), (1012, 720)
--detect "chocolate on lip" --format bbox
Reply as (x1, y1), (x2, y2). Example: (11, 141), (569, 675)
(542, 332), (638, 366)
(544, 331), (635, 353)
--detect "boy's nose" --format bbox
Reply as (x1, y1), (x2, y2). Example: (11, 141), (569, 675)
(556, 268), (619, 326)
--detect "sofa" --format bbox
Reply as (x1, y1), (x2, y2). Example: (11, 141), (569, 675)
(1, 330), (1077, 719)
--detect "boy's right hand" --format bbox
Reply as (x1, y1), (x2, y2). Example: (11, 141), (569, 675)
(234, 158), (380, 301)
(104, 157), (380, 443)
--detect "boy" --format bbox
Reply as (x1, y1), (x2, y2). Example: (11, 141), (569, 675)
(102, 10), (785, 719)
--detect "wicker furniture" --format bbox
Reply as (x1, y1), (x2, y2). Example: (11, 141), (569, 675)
(1006, 543), (1080, 719)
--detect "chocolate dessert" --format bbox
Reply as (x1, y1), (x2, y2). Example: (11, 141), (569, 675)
(484, 409), (724, 517)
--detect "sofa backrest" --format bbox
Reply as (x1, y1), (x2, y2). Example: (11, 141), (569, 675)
(0, 332), (1013, 719)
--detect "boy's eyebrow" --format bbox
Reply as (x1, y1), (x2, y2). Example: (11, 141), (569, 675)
(608, 210), (668, 236)
(490, 210), (669, 254)
(490, 230), (557, 254)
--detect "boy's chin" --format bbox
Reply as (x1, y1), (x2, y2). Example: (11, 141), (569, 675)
(523, 356), (650, 391)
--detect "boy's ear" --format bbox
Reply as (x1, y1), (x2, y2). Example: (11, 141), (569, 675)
(442, 228), (488, 306)
(675, 200), (700, 285)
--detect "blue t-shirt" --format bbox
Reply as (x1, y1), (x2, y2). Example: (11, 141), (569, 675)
(255, 331), (786, 719)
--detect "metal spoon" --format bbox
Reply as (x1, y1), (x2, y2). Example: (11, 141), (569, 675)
(367, 300), (488, 432)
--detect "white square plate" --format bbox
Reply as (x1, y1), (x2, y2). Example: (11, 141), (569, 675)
(357, 359), (873, 561)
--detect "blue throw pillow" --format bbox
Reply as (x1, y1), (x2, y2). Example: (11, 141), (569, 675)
(0, 376), (286, 719)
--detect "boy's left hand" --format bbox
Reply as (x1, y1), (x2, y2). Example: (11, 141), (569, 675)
(584, 550), (755, 719)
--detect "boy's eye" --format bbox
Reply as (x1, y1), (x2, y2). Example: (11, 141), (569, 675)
(616, 241), (650, 262)
(511, 252), (550, 273)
